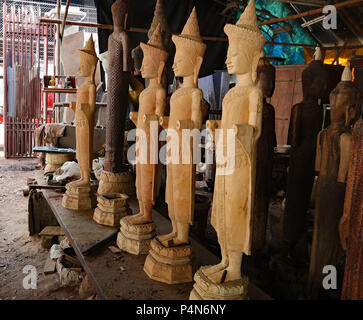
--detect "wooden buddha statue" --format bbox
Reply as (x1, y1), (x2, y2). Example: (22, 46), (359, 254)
(62, 36), (98, 211)
(127, 24), (168, 226)
(143, 7), (206, 284)
(340, 118), (363, 300)
(157, 7), (206, 248)
(252, 57), (277, 252)
(191, 0), (265, 299)
(281, 47), (328, 263)
(116, 25), (168, 255)
(308, 65), (361, 299)
(93, 0), (132, 227)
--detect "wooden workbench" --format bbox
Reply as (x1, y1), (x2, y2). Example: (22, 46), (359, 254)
(35, 171), (271, 300)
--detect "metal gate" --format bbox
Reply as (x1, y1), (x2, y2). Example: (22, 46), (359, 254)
(2, 2), (55, 158)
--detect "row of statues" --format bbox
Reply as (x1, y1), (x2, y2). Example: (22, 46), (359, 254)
(60, 0), (362, 300)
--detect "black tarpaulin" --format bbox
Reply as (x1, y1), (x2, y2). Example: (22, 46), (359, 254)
(94, 0), (232, 78)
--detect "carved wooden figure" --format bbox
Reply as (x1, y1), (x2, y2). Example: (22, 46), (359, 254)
(340, 119), (363, 300)
(282, 47), (328, 262)
(94, 0), (132, 227)
(307, 65), (361, 299)
(62, 36), (98, 211)
(144, 7), (206, 284)
(117, 24), (168, 255)
(252, 57), (277, 252)
(190, 0), (265, 300)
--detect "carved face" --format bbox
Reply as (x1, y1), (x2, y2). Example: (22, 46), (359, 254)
(330, 83), (361, 127)
(140, 54), (158, 79)
(77, 54), (90, 77)
(172, 48), (194, 77)
(302, 61), (328, 99)
(257, 64), (275, 98)
(226, 42), (252, 75)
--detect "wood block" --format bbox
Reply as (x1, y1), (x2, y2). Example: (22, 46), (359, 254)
(108, 246), (122, 254)
(41, 235), (55, 249)
(43, 256), (56, 274)
(27, 178), (37, 186)
(23, 188), (30, 197)
(64, 254), (81, 267)
(39, 226), (65, 237)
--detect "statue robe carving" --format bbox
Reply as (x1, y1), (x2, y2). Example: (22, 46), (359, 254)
(282, 57), (328, 260)
(308, 66), (361, 299)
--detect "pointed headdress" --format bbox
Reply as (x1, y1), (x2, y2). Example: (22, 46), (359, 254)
(172, 7), (206, 58)
(141, 23), (169, 62)
(341, 64), (352, 82)
(224, 0), (265, 50)
(78, 35), (98, 65)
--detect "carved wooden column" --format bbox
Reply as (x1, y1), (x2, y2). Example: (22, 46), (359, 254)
(340, 119), (363, 300)
(93, 0), (132, 227)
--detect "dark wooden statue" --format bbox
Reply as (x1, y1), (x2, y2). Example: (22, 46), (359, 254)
(104, 0), (131, 173)
(307, 65), (361, 299)
(252, 58), (277, 252)
(282, 51), (328, 262)
(131, 0), (172, 87)
(340, 118), (363, 300)
(93, 0), (133, 226)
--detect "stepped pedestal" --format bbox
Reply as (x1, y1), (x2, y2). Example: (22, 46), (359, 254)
(144, 238), (196, 284)
(189, 267), (249, 300)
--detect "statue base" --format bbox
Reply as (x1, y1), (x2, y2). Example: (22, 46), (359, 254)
(189, 267), (249, 300)
(62, 184), (96, 211)
(97, 170), (135, 196)
(93, 193), (131, 227)
(117, 217), (156, 255)
(44, 153), (75, 174)
(143, 238), (196, 284)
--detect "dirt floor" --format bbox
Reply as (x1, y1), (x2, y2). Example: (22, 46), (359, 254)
(0, 158), (80, 300)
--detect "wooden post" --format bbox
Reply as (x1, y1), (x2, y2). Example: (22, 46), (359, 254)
(55, 0), (61, 123)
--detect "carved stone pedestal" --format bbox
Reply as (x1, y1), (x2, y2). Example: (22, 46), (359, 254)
(117, 217), (156, 255)
(189, 267), (249, 300)
(97, 170), (135, 196)
(62, 184), (96, 211)
(45, 153), (75, 174)
(143, 238), (196, 284)
(93, 193), (131, 227)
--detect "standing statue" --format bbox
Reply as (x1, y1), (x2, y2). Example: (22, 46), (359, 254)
(117, 24), (168, 255)
(190, 0), (265, 300)
(94, 0), (132, 227)
(281, 48), (328, 263)
(340, 119), (363, 300)
(307, 65), (361, 299)
(144, 7), (206, 284)
(62, 36), (98, 211)
(252, 57), (277, 252)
